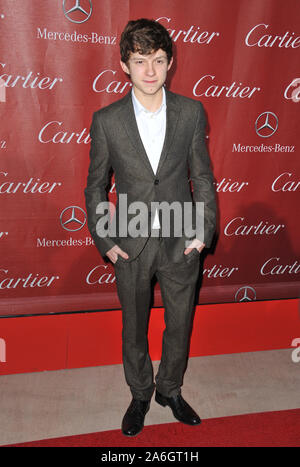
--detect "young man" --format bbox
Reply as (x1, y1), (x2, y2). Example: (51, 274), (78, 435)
(85, 19), (216, 436)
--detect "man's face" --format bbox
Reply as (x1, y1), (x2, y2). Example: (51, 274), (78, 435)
(120, 49), (173, 98)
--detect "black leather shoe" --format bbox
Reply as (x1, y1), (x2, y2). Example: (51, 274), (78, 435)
(155, 390), (201, 425)
(121, 398), (150, 437)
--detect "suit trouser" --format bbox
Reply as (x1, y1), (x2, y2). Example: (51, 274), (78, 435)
(114, 231), (200, 400)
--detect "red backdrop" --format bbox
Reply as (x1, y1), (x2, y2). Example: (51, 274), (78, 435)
(0, 0), (299, 317)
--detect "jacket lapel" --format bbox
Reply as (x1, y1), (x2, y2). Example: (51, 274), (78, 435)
(119, 89), (181, 177)
(119, 92), (155, 176)
(156, 89), (180, 175)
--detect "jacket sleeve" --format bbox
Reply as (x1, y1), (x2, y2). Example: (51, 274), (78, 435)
(188, 102), (216, 248)
(84, 111), (116, 257)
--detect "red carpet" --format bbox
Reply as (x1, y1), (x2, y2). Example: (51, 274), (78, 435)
(5, 409), (300, 447)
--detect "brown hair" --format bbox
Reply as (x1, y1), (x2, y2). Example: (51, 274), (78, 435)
(120, 18), (173, 64)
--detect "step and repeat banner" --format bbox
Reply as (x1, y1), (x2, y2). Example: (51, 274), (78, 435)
(0, 0), (299, 316)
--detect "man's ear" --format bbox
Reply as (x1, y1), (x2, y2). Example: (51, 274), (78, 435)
(167, 57), (173, 71)
(120, 60), (130, 75)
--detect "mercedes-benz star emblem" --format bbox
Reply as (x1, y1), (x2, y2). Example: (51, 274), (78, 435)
(255, 111), (278, 138)
(234, 286), (257, 302)
(63, 0), (92, 24)
(60, 206), (87, 231)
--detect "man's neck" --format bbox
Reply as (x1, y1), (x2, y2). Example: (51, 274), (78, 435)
(133, 87), (164, 113)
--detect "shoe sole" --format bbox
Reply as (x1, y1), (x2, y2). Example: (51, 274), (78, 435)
(122, 425), (144, 437)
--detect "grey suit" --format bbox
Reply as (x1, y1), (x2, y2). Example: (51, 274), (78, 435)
(85, 89), (216, 399)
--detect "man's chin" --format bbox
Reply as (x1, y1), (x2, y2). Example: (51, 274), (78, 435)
(134, 83), (163, 96)
(141, 86), (163, 96)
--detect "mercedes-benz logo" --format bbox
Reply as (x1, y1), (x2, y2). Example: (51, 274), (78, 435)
(60, 206), (87, 231)
(63, 0), (92, 24)
(234, 286), (257, 302)
(255, 111), (278, 138)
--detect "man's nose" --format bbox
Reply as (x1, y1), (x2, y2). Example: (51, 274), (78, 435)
(146, 62), (155, 75)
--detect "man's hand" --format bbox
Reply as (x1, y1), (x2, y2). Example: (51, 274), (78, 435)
(184, 238), (205, 255)
(106, 245), (129, 264)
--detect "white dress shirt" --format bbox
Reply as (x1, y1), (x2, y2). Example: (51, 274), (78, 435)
(132, 88), (166, 229)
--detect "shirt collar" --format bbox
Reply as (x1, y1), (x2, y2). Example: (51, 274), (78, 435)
(132, 86), (166, 117)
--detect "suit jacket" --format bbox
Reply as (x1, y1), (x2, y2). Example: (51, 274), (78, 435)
(85, 89), (216, 264)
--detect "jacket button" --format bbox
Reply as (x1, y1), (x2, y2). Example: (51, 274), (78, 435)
(154, 179), (159, 185)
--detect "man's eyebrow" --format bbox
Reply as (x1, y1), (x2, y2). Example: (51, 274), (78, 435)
(131, 55), (167, 61)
